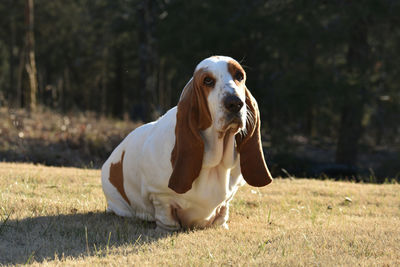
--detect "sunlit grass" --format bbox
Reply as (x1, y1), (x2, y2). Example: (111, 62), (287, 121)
(0, 162), (399, 266)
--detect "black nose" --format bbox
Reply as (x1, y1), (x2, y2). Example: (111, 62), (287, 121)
(224, 95), (244, 113)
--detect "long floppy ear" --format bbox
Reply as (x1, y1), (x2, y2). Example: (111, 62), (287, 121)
(236, 88), (273, 186)
(169, 73), (212, 194)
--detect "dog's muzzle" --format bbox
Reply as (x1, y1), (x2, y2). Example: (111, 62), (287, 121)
(223, 94), (244, 114)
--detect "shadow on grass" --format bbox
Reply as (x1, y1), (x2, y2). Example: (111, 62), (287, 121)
(0, 211), (173, 264)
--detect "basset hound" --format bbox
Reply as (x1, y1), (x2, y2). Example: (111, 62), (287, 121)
(101, 56), (272, 231)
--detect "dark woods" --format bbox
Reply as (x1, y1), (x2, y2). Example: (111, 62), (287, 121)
(0, 0), (399, 181)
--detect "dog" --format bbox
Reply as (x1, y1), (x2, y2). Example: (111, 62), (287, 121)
(101, 56), (272, 231)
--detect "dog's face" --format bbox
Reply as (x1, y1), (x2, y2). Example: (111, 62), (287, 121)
(195, 56), (247, 136)
(169, 55), (272, 194)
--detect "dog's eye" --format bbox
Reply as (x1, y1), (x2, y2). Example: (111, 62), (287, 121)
(204, 77), (215, 86)
(235, 71), (244, 82)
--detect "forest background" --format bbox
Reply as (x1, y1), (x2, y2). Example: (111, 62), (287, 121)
(0, 0), (399, 182)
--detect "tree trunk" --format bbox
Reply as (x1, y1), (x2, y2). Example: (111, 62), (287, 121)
(25, 0), (38, 112)
(62, 67), (70, 112)
(335, 19), (369, 166)
(137, 0), (159, 121)
(8, 13), (16, 107)
(158, 58), (166, 111)
(16, 46), (25, 108)
(101, 47), (109, 115)
(335, 100), (364, 165)
(112, 49), (124, 118)
(305, 42), (316, 138)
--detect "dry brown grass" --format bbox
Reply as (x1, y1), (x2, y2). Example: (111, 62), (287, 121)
(0, 107), (139, 167)
(0, 162), (399, 266)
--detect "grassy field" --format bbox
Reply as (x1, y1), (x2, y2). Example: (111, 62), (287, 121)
(0, 162), (399, 266)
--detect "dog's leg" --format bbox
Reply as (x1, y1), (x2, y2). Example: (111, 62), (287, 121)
(212, 204), (230, 229)
(151, 198), (181, 231)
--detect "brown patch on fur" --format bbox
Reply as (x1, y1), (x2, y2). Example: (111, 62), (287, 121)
(235, 88), (273, 187)
(109, 151), (131, 205)
(227, 60), (246, 86)
(169, 68), (214, 194)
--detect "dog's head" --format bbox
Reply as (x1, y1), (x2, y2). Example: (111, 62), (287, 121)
(193, 56), (247, 135)
(169, 56), (272, 194)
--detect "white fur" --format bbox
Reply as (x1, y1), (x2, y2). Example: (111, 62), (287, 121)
(101, 56), (247, 230)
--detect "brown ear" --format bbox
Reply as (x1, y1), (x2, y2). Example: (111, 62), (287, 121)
(169, 72), (212, 194)
(236, 88), (273, 187)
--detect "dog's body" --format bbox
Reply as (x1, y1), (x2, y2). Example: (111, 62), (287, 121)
(101, 56), (272, 231)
